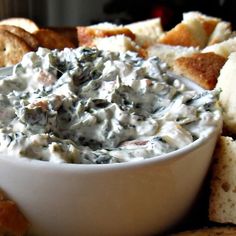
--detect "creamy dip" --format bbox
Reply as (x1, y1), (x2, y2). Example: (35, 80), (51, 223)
(0, 47), (221, 164)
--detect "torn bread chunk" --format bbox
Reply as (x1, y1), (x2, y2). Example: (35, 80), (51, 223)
(209, 136), (236, 224)
(0, 190), (29, 236)
(147, 43), (199, 68)
(183, 11), (220, 37)
(202, 37), (236, 58)
(92, 35), (146, 57)
(208, 21), (232, 45)
(77, 25), (135, 47)
(158, 18), (208, 48)
(216, 52), (236, 134)
(125, 18), (164, 48)
(173, 52), (226, 90)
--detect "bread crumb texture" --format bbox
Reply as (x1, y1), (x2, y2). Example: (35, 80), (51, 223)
(209, 136), (236, 224)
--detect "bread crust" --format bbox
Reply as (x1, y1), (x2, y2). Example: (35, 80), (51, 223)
(0, 190), (29, 236)
(0, 29), (31, 67)
(0, 17), (39, 33)
(209, 137), (236, 224)
(173, 52), (226, 90)
(33, 28), (76, 50)
(0, 24), (39, 50)
(77, 26), (135, 46)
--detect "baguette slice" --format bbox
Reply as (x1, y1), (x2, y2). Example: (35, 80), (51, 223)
(173, 52), (226, 90)
(0, 17), (39, 33)
(0, 25), (39, 50)
(209, 136), (236, 224)
(216, 52), (236, 134)
(125, 18), (164, 47)
(0, 29), (31, 67)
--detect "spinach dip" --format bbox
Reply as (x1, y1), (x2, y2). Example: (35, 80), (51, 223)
(0, 47), (221, 164)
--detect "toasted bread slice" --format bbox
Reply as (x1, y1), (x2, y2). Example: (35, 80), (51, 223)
(33, 29), (75, 50)
(125, 18), (163, 47)
(92, 35), (146, 57)
(158, 19), (208, 48)
(209, 136), (236, 224)
(173, 52), (226, 90)
(147, 44), (199, 68)
(46, 27), (78, 47)
(77, 25), (135, 46)
(183, 11), (220, 37)
(0, 17), (39, 33)
(0, 25), (39, 50)
(202, 37), (236, 58)
(208, 21), (232, 45)
(0, 189), (29, 236)
(0, 30), (31, 67)
(171, 226), (236, 235)
(216, 52), (236, 133)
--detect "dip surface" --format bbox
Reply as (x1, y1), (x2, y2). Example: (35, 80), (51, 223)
(0, 47), (221, 164)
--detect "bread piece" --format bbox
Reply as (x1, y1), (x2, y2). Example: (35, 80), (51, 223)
(216, 52), (236, 133)
(0, 29), (31, 67)
(0, 189), (29, 236)
(33, 28), (76, 50)
(0, 17), (39, 33)
(77, 25), (135, 47)
(125, 18), (163, 47)
(171, 226), (236, 235)
(183, 11), (220, 37)
(209, 136), (236, 224)
(173, 52), (226, 90)
(147, 44), (199, 68)
(46, 27), (78, 47)
(202, 37), (236, 58)
(92, 35), (146, 57)
(208, 21), (232, 45)
(158, 19), (208, 48)
(0, 25), (39, 50)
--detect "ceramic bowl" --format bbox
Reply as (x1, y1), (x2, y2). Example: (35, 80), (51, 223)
(0, 71), (222, 236)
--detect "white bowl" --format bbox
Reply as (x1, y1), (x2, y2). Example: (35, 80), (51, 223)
(0, 72), (222, 236)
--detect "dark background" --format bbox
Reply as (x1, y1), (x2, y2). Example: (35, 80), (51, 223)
(1, 0), (236, 30)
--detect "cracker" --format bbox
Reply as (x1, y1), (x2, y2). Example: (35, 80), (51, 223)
(0, 25), (39, 50)
(0, 17), (39, 33)
(0, 29), (31, 67)
(33, 28), (76, 50)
